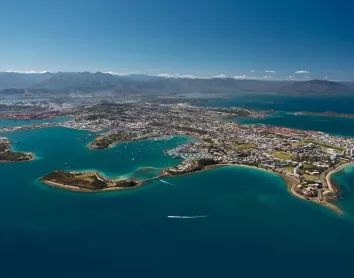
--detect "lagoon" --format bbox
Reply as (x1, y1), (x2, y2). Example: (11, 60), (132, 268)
(197, 93), (354, 113)
(1, 127), (354, 277)
(197, 93), (354, 137)
(236, 111), (354, 137)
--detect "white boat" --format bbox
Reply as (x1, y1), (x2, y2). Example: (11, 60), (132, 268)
(167, 215), (208, 219)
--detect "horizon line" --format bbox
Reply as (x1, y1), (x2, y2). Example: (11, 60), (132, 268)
(1, 70), (349, 82)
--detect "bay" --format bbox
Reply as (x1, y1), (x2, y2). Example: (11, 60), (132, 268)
(197, 93), (354, 137)
(1, 127), (354, 278)
(236, 111), (354, 137)
(0, 116), (72, 127)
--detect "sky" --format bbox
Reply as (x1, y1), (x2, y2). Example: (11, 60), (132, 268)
(0, 0), (354, 80)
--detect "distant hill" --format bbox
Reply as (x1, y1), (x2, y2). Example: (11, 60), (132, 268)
(278, 79), (351, 95)
(0, 72), (352, 95)
(35, 72), (120, 90)
(0, 72), (54, 90)
(343, 81), (354, 91)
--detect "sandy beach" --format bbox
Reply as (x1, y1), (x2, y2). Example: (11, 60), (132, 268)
(40, 162), (347, 214)
(326, 162), (354, 193)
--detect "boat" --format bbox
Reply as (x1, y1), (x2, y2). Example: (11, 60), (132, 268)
(167, 215), (208, 219)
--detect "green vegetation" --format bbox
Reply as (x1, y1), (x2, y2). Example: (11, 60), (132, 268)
(267, 151), (292, 160)
(0, 141), (33, 162)
(41, 170), (138, 190)
(303, 174), (321, 181)
(90, 131), (142, 149)
(283, 166), (295, 173)
(303, 164), (314, 170)
(301, 140), (344, 152)
(290, 142), (302, 147)
(41, 170), (109, 189)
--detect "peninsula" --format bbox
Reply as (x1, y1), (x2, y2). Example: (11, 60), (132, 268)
(0, 137), (34, 163)
(10, 101), (352, 213)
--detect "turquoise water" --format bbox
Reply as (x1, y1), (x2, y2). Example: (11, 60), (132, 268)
(331, 165), (354, 217)
(1, 127), (354, 278)
(3, 127), (193, 179)
(236, 112), (354, 137)
(0, 116), (72, 127)
(197, 93), (354, 136)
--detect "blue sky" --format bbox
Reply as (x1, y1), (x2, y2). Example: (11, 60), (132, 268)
(0, 0), (354, 80)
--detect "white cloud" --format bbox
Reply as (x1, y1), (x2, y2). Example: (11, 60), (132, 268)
(157, 73), (229, 79)
(265, 70), (276, 73)
(104, 71), (129, 76)
(295, 70), (309, 74)
(211, 74), (228, 78)
(232, 75), (272, 80)
(233, 75), (248, 79)
(250, 69), (256, 73)
(234, 75), (273, 80)
(157, 73), (200, 79)
(5, 70), (48, 74)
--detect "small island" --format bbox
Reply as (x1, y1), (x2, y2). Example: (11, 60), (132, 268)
(40, 170), (142, 192)
(0, 137), (34, 163)
(89, 131), (153, 149)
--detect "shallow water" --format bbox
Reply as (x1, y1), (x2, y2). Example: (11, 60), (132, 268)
(1, 127), (354, 278)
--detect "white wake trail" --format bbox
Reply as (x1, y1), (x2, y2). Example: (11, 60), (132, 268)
(159, 179), (175, 186)
(167, 215), (209, 219)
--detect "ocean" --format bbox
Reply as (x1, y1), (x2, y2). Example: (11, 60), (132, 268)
(197, 93), (354, 136)
(1, 126), (354, 278)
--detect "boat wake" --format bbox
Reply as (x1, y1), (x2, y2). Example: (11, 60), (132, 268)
(160, 179), (175, 187)
(167, 215), (209, 219)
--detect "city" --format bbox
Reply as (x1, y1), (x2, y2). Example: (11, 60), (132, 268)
(2, 100), (352, 213)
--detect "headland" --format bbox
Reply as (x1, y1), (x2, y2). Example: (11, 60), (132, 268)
(0, 137), (34, 163)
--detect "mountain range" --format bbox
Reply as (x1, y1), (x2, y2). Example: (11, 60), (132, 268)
(0, 71), (353, 95)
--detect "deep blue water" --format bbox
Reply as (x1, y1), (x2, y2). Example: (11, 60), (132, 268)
(1, 127), (354, 278)
(197, 93), (354, 136)
(236, 111), (354, 137)
(197, 93), (354, 113)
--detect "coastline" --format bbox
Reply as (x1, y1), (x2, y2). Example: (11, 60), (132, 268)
(325, 163), (354, 193)
(292, 111), (354, 119)
(40, 179), (146, 192)
(39, 161), (347, 214)
(0, 153), (36, 164)
(162, 163), (344, 214)
(40, 170), (159, 193)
